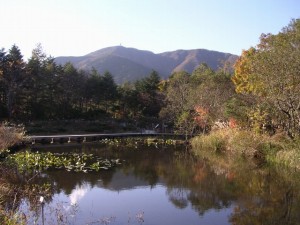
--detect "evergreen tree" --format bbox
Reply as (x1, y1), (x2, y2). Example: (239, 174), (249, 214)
(2, 45), (26, 119)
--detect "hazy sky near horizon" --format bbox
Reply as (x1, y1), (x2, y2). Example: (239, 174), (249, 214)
(1, 0), (299, 59)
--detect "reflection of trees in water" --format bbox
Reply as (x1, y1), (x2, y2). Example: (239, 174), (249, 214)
(188, 191), (233, 216)
(0, 163), (55, 221)
(167, 187), (189, 209)
(5, 144), (300, 224)
(163, 151), (235, 215)
(230, 189), (296, 225)
(163, 150), (300, 224)
(229, 167), (300, 225)
(45, 169), (115, 195)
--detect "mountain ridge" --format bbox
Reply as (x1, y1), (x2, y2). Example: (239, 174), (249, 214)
(55, 46), (238, 83)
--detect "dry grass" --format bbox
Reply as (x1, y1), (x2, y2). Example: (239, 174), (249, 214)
(0, 162), (54, 225)
(191, 128), (270, 157)
(0, 122), (25, 152)
(0, 164), (26, 225)
(274, 139), (300, 170)
(191, 128), (300, 169)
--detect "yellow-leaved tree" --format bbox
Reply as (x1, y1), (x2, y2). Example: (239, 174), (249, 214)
(232, 19), (300, 138)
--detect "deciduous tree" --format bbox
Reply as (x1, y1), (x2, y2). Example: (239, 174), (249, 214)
(232, 19), (300, 137)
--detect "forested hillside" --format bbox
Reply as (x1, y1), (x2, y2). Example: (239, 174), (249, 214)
(55, 46), (237, 83)
(0, 43), (234, 133)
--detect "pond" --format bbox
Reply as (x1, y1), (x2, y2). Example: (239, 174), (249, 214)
(5, 141), (300, 225)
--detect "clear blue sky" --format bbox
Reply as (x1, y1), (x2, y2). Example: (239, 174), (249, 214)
(1, 0), (299, 59)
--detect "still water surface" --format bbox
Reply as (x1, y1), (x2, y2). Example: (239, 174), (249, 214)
(18, 143), (300, 225)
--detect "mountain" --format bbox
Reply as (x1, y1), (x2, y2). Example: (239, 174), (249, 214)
(55, 46), (238, 84)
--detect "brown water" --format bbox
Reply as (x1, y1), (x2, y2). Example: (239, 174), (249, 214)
(12, 143), (300, 225)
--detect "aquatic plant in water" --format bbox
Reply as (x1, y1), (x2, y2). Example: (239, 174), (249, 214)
(98, 137), (183, 148)
(6, 151), (122, 173)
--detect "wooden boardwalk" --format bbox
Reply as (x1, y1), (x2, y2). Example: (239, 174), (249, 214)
(27, 132), (186, 145)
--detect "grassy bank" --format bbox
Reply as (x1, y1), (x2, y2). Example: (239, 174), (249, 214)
(191, 128), (300, 170)
(0, 123), (27, 223)
(0, 162), (54, 225)
(0, 123), (25, 154)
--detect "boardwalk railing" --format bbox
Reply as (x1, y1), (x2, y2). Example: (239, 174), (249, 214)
(27, 132), (187, 145)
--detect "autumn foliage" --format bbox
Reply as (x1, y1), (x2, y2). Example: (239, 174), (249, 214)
(194, 106), (209, 130)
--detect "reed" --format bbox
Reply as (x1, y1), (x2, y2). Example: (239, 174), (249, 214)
(191, 128), (300, 169)
(0, 122), (25, 153)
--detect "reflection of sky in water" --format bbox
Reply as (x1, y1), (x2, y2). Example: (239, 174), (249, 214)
(69, 183), (90, 205)
(24, 147), (235, 224)
(14, 145), (300, 225)
(46, 182), (232, 225)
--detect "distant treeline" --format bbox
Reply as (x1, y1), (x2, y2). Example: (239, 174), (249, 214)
(0, 43), (235, 133)
(0, 44), (163, 124)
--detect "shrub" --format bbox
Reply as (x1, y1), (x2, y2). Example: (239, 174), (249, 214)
(274, 138), (300, 169)
(0, 122), (25, 153)
(191, 129), (231, 153)
(191, 128), (284, 160)
(0, 162), (55, 225)
(191, 127), (300, 170)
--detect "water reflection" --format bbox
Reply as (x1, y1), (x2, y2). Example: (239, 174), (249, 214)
(2, 143), (300, 224)
(69, 184), (89, 205)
